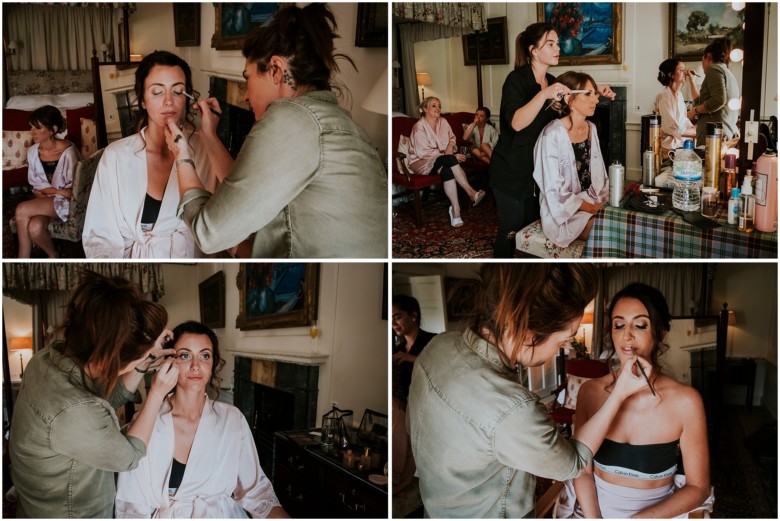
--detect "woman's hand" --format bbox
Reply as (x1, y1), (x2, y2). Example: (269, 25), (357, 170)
(147, 359), (179, 400)
(194, 98), (222, 137)
(612, 355), (654, 400)
(455, 153), (467, 163)
(597, 85), (616, 100)
(686, 108), (698, 121)
(164, 120), (191, 161)
(580, 200), (605, 214)
(392, 351), (410, 363)
(134, 329), (176, 373)
(543, 82), (571, 101)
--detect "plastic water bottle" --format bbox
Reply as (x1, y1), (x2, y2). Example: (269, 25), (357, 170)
(672, 139), (702, 211)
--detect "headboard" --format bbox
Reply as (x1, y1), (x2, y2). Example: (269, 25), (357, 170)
(7, 70), (94, 97)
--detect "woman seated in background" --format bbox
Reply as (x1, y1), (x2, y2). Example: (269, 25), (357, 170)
(654, 58), (699, 153)
(391, 294), (436, 494)
(462, 106), (498, 165)
(533, 71), (608, 248)
(557, 283), (713, 518)
(687, 38), (739, 146)
(116, 321), (288, 518)
(83, 51), (219, 258)
(406, 96), (485, 227)
(165, 3), (387, 258)
(15, 105), (80, 258)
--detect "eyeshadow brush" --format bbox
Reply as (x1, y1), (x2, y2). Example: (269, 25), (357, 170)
(182, 91), (222, 118)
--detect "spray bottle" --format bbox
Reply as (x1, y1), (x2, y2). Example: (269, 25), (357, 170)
(738, 173), (755, 233)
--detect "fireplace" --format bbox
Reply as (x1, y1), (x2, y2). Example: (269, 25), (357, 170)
(233, 356), (319, 476)
(587, 86), (627, 167)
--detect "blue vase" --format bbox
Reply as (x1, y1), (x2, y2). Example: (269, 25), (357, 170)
(560, 34), (575, 55)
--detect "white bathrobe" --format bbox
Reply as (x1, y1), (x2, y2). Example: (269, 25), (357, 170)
(82, 128), (216, 258)
(533, 119), (609, 248)
(26, 142), (81, 222)
(115, 399), (281, 518)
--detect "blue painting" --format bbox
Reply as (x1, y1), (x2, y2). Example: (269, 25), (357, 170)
(537, 3), (622, 65)
(220, 3), (279, 37)
(245, 263), (306, 318)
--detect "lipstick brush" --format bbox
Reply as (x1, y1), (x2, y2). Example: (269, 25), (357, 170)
(635, 359), (656, 396)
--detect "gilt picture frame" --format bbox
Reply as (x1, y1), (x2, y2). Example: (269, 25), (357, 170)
(212, 3), (291, 51)
(669, 3), (745, 61)
(536, 3), (622, 66)
(236, 263), (320, 331)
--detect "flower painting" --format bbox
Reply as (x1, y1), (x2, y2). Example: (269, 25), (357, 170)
(537, 2), (622, 65)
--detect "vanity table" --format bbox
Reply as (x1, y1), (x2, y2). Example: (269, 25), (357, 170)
(273, 430), (388, 518)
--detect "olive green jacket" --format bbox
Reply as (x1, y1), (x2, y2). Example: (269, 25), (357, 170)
(408, 329), (592, 518)
(178, 90), (388, 258)
(9, 345), (146, 518)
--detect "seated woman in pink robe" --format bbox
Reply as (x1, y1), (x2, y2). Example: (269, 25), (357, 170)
(533, 72), (609, 248)
(406, 96), (485, 227)
(115, 321), (288, 518)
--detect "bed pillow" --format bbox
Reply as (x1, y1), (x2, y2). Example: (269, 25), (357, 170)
(6, 93), (94, 111)
(2, 130), (33, 168)
(66, 105), (96, 149)
(80, 118), (98, 158)
(3, 108), (33, 131)
(563, 375), (591, 410)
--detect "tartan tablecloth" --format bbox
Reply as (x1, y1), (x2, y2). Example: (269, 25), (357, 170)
(584, 204), (778, 258)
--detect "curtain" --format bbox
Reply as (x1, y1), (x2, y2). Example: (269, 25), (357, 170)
(3, 263), (165, 299)
(4, 4), (120, 71)
(394, 3), (487, 116)
(603, 264), (705, 317)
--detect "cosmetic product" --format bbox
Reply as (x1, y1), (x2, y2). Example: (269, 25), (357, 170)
(704, 122), (723, 188)
(754, 150), (778, 232)
(635, 360), (656, 396)
(182, 91), (222, 118)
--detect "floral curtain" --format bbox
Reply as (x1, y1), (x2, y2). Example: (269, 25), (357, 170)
(3, 263), (165, 300)
(393, 3), (487, 32)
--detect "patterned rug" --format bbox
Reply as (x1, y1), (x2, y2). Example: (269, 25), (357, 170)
(392, 187), (498, 259)
(3, 192), (86, 258)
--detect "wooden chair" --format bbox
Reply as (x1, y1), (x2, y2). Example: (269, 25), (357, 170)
(549, 358), (610, 435)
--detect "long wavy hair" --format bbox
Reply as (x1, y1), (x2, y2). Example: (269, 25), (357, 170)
(549, 71), (599, 117)
(168, 320), (226, 401)
(515, 22), (556, 68)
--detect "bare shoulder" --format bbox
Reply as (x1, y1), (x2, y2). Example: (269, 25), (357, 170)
(578, 374), (611, 409)
(658, 375), (704, 410)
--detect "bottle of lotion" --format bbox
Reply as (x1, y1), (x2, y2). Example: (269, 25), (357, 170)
(754, 150), (778, 232)
(738, 174), (755, 233)
(727, 187), (740, 225)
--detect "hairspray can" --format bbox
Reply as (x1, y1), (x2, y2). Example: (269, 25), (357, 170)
(609, 161), (625, 207)
(643, 149), (656, 187)
(704, 122), (722, 188)
(648, 115), (662, 176)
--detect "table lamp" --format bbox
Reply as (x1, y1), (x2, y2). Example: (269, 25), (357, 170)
(10, 336), (33, 379)
(361, 67), (388, 116)
(416, 72), (432, 100)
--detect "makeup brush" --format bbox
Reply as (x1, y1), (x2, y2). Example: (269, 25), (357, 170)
(635, 359), (656, 396)
(182, 91), (222, 118)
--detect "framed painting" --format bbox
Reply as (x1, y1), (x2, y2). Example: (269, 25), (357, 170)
(537, 3), (622, 66)
(236, 263), (320, 331)
(211, 3), (291, 51)
(462, 17), (509, 66)
(669, 3), (744, 61)
(173, 3), (201, 47)
(355, 3), (388, 48)
(199, 271), (225, 329)
(445, 277), (480, 322)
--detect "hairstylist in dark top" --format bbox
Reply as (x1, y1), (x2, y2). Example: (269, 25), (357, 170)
(490, 23), (615, 258)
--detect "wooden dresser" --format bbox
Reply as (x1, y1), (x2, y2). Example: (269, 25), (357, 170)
(273, 431), (388, 518)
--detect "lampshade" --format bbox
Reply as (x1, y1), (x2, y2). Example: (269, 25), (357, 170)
(130, 53), (143, 62)
(361, 67), (388, 116)
(581, 311), (594, 325)
(416, 72), (432, 86)
(99, 43), (108, 52)
(728, 310), (737, 326)
(9, 336), (32, 351)
(7, 40), (17, 51)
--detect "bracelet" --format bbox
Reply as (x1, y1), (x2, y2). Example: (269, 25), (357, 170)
(175, 158), (195, 169)
(134, 365), (148, 374)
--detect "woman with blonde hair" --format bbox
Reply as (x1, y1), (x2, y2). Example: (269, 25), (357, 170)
(406, 96), (485, 227)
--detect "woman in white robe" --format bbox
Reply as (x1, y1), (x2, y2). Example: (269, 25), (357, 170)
(116, 321), (287, 518)
(533, 72), (609, 248)
(82, 51), (220, 258)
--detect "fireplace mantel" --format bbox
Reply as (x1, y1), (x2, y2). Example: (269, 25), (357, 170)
(229, 348), (329, 366)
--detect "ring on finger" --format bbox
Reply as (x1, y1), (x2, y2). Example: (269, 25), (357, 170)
(174, 134), (183, 143)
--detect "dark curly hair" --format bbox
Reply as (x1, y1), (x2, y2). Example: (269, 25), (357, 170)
(550, 71), (599, 117)
(242, 3), (355, 97)
(133, 51), (199, 139)
(602, 283), (672, 390)
(657, 58), (681, 87)
(703, 38), (732, 65)
(169, 320), (225, 400)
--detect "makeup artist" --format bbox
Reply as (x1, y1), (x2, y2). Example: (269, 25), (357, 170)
(166, 4), (387, 258)
(406, 264), (654, 518)
(9, 271), (179, 518)
(489, 23), (615, 258)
